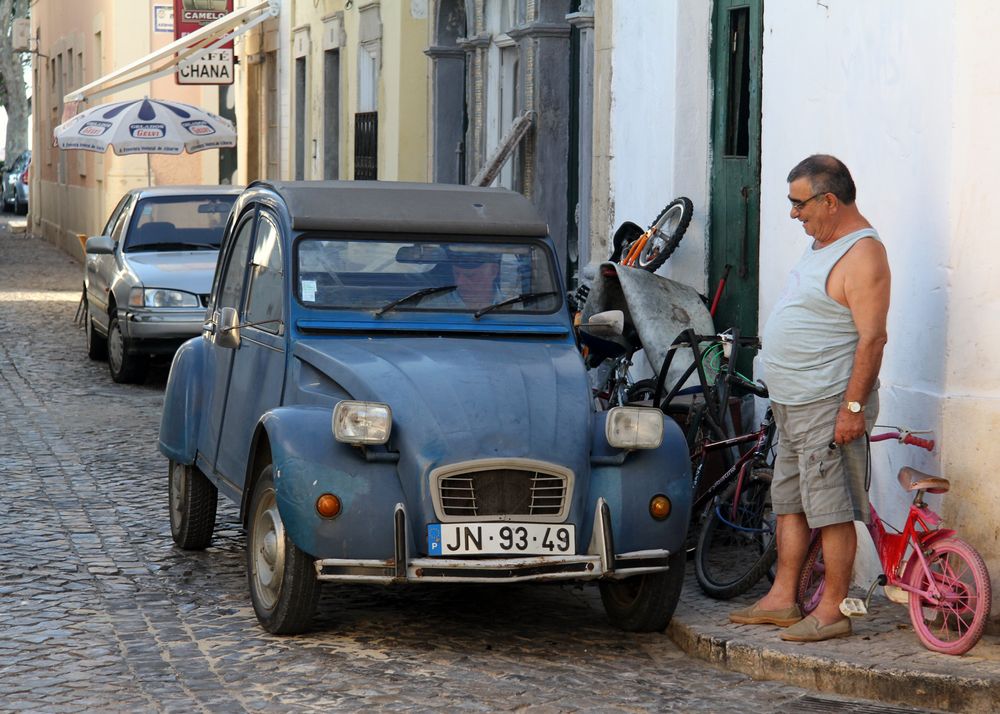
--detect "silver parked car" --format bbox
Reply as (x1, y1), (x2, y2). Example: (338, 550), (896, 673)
(83, 185), (241, 383)
(2, 149), (30, 215)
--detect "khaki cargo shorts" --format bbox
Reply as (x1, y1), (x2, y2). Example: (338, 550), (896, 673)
(770, 391), (878, 528)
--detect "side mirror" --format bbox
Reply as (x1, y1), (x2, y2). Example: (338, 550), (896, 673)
(85, 235), (115, 255)
(579, 309), (624, 339)
(215, 306), (241, 349)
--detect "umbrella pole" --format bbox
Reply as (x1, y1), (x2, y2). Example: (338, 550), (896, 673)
(146, 154), (152, 186)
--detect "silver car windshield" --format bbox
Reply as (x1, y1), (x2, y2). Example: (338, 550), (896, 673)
(123, 196), (236, 253)
(295, 237), (562, 314)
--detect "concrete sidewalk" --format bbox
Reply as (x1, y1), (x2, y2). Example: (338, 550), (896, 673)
(668, 572), (1000, 713)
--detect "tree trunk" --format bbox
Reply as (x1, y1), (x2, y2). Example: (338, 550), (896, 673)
(0, 0), (31, 165)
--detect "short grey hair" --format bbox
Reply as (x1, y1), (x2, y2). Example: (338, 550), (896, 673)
(787, 154), (857, 205)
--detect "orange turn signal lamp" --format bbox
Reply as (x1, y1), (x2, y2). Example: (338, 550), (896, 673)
(316, 493), (342, 519)
(649, 494), (671, 521)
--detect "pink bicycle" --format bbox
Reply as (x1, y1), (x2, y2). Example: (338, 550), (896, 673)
(797, 428), (992, 655)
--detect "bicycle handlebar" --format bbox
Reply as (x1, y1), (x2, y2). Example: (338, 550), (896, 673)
(726, 373), (768, 399)
(869, 431), (935, 451)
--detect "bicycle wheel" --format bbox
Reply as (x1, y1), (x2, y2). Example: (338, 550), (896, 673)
(635, 197), (693, 272)
(695, 466), (777, 599)
(796, 535), (826, 615)
(904, 537), (991, 655)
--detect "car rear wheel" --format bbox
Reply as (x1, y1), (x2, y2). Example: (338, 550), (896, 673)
(247, 464), (320, 634)
(169, 460), (218, 550)
(599, 548), (686, 632)
(85, 299), (108, 361)
(107, 315), (147, 384)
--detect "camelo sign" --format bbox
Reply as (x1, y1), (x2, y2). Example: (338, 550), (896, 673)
(173, 0), (234, 86)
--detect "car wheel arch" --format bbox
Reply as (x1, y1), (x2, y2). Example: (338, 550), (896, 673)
(239, 425), (274, 528)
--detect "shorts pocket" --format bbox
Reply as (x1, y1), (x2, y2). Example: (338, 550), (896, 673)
(802, 446), (851, 519)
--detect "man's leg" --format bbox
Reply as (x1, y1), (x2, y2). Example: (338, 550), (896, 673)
(756, 512), (811, 610)
(810, 521), (856, 625)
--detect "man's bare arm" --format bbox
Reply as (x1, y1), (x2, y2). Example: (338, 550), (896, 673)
(835, 239), (890, 444)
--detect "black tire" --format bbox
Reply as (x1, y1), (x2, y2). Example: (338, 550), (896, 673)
(85, 299), (108, 361)
(15, 197), (26, 215)
(247, 464), (320, 634)
(599, 548), (685, 632)
(694, 467), (776, 599)
(168, 460), (218, 550)
(635, 197), (693, 272)
(107, 315), (147, 384)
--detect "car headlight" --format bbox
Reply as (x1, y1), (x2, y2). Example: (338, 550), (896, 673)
(129, 287), (201, 308)
(333, 400), (392, 445)
(605, 407), (664, 450)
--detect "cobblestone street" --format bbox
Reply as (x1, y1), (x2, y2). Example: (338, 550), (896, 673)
(0, 221), (916, 712)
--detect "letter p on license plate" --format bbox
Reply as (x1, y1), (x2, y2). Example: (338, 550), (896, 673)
(427, 522), (575, 556)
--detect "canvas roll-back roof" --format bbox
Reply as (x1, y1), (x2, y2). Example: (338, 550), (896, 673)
(253, 180), (549, 237)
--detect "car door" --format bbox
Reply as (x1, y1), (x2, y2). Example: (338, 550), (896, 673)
(214, 210), (288, 489)
(87, 195), (133, 332)
(198, 208), (258, 488)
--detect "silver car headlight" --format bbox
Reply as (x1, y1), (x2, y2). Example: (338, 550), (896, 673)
(129, 287), (201, 308)
(333, 400), (392, 445)
(605, 407), (664, 450)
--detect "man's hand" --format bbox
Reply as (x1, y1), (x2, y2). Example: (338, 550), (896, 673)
(834, 408), (866, 444)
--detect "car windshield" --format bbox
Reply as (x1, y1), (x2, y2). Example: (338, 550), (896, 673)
(295, 237), (563, 315)
(123, 195), (236, 253)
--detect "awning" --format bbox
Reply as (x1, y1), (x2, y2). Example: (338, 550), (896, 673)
(63, 0), (279, 107)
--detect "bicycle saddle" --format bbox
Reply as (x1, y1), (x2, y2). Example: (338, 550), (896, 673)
(897, 467), (950, 494)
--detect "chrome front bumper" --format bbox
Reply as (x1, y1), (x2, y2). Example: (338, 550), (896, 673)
(124, 308), (207, 342)
(313, 498), (672, 584)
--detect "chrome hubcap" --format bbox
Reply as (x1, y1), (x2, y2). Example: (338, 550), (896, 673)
(108, 322), (124, 373)
(251, 490), (285, 609)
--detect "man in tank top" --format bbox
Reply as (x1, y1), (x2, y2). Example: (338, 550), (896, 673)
(730, 155), (890, 642)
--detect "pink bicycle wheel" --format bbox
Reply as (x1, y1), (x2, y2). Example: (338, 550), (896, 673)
(796, 535), (825, 615)
(905, 537), (992, 655)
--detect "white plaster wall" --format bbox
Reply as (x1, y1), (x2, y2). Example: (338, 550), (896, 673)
(608, 1), (711, 292)
(760, 0), (1000, 618)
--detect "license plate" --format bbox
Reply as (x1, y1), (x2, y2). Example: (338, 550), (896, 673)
(427, 522), (575, 556)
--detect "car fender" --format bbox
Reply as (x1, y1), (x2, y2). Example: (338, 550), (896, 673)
(158, 336), (207, 464)
(260, 406), (405, 560)
(583, 411), (692, 556)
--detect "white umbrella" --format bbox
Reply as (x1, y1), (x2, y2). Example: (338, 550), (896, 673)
(54, 97), (236, 156)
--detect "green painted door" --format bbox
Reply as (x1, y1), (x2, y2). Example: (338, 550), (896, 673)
(709, 0), (763, 360)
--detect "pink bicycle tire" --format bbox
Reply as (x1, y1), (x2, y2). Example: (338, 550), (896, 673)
(905, 537), (991, 655)
(796, 535), (825, 615)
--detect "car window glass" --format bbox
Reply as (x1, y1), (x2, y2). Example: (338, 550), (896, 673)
(109, 199), (133, 243)
(124, 195), (236, 252)
(295, 236), (561, 314)
(244, 214), (283, 332)
(102, 195), (130, 236)
(217, 216), (257, 311)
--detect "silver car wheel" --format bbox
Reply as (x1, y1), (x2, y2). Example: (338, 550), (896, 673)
(108, 319), (126, 374)
(250, 487), (286, 611)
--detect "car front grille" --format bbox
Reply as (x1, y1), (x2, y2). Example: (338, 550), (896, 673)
(437, 467), (569, 519)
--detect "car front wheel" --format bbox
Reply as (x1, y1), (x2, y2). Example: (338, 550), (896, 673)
(247, 464), (320, 634)
(107, 315), (147, 383)
(599, 548), (686, 632)
(169, 460), (218, 550)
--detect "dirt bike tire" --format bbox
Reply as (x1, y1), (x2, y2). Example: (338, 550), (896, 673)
(635, 196), (693, 272)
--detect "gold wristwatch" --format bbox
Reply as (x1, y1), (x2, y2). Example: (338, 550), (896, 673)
(845, 400), (864, 413)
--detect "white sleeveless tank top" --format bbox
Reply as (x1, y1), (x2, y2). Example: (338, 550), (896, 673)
(760, 228), (880, 405)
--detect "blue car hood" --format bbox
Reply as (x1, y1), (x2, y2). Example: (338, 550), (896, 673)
(293, 336), (593, 472)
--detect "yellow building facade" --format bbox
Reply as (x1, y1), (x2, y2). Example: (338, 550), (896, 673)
(30, 0), (224, 258)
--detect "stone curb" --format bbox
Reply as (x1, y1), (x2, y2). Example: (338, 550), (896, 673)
(667, 609), (1000, 713)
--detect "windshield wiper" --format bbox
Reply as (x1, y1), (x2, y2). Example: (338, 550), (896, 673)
(128, 242), (217, 252)
(374, 285), (458, 317)
(474, 291), (559, 319)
